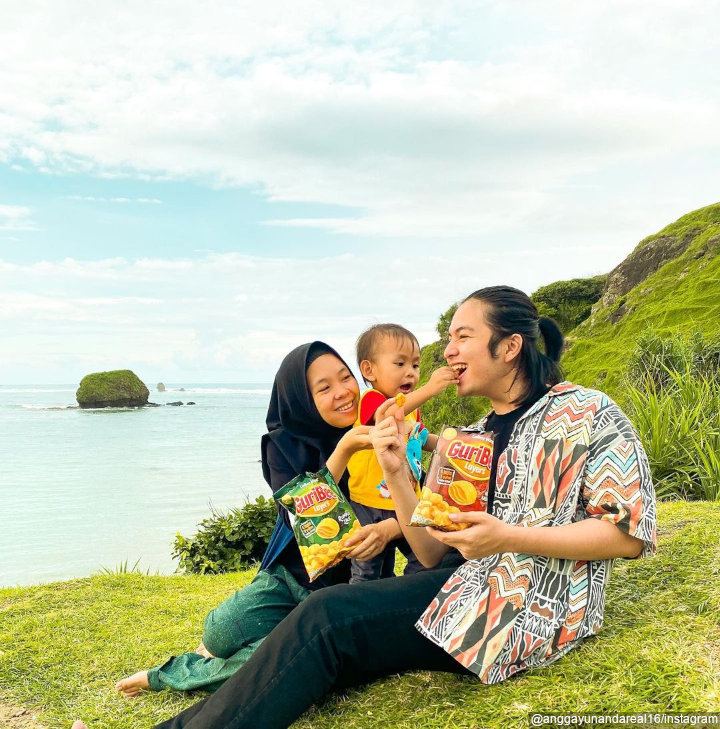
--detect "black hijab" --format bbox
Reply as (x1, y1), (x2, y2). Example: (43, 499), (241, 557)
(261, 341), (355, 493)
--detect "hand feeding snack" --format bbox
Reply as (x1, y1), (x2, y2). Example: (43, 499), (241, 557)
(410, 426), (494, 531)
(275, 468), (361, 581)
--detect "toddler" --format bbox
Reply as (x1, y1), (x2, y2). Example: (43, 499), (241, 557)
(347, 323), (457, 582)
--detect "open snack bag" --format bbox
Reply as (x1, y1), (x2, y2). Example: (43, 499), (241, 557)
(275, 468), (361, 581)
(410, 426), (494, 531)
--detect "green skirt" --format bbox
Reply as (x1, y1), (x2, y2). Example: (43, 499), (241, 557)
(147, 564), (310, 692)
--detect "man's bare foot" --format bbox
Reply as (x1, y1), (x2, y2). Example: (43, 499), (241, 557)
(195, 642), (216, 659)
(115, 670), (150, 697)
(71, 722), (87, 728)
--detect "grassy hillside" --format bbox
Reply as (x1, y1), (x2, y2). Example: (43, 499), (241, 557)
(1, 503), (719, 728)
(563, 203), (720, 396)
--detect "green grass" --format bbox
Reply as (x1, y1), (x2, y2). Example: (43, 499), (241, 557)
(562, 203), (720, 396)
(2, 503), (719, 728)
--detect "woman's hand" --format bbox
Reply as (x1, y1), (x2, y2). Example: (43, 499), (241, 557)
(344, 519), (401, 562)
(326, 426), (372, 484)
(426, 511), (513, 560)
(338, 425), (373, 455)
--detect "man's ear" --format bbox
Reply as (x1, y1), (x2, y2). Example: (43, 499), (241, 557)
(359, 359), (376, 382)
(504, 333), (523, 363)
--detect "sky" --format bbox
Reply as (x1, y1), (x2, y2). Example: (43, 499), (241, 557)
(1, 1), (719, 384)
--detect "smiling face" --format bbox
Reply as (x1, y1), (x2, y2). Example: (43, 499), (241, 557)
(443, 299), (524, 408)
(359, 335), (420, 398)
(306, 353), (360, 428)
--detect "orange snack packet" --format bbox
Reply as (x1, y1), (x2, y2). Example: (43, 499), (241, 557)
(410, 426), (494, 531)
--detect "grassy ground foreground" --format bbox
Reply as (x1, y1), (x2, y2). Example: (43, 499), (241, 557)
(1, 502), (719, 729)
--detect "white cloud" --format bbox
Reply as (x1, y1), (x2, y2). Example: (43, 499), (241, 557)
(62, 196), (162, 204)
(0, 204), (38, 231)
(0, 246), (623, 382)
(0, 1), (718, 240)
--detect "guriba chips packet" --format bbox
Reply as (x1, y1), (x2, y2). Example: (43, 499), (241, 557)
(410, 426), (494, 531)
(275, 468), (361, 582)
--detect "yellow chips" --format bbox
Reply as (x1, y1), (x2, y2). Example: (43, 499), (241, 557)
(299, 520), (361, 573)
(448, 480), (476, 506)
(316, 517), (340, 539)
(414, 487), (466, 530)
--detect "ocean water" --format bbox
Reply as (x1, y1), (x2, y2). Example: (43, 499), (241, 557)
(0, 384), (271, 588)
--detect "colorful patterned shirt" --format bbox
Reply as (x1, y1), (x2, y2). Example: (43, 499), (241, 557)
(416, 382), (657, 683)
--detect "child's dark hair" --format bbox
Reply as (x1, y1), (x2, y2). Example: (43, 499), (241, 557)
(356, 323), (419, 385)
(463, 286), (564, 406)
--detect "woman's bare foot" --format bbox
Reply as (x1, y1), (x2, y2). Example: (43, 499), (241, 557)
(195, 642), (216, 659)
(71, 723), (87, 728)
(115, 670), (150, 697)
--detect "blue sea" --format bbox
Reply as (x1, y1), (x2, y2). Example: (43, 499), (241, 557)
(0, 384), (271, 588)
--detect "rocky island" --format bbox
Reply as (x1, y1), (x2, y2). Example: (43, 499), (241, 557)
(76, 370), (150, 408)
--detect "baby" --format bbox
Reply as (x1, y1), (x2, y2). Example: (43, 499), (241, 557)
(346, 323), (457, 582)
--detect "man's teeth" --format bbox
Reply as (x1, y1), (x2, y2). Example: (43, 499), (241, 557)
(452, 364), (467, 374)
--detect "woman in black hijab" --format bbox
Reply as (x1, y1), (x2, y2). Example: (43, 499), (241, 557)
(116, 342), (389, 696)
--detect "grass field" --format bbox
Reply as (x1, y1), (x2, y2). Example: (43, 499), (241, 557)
(1, 501), (719, 728)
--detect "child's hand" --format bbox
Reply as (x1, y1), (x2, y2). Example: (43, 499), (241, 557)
(428, 366), (459, 395)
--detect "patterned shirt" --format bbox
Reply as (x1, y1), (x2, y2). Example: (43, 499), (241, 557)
(416, 382), (657, 683)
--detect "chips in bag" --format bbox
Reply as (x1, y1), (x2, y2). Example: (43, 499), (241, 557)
(275, 468), (361, 581)
(410, 426), (494, 531)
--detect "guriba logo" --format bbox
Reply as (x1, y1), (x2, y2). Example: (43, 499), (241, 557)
(294, 482), (339, 517)
(446, 439), (491, 480)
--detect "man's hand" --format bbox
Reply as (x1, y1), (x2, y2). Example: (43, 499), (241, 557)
(427, 511), (513, 560)
(369, 401), (410, 478)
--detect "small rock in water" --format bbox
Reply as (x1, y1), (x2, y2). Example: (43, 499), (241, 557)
(157, 382), (166, 392)
(187, 401), (196, 405)
(167, 401), (183, 406)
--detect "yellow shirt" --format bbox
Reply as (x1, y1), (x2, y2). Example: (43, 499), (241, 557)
(347, 389), (422, 510)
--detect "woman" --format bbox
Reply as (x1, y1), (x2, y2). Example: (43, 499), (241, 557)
(75, 286), (657, 729)
(116, 341), (396, 696)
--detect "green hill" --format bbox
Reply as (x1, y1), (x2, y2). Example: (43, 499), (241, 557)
(419, 202), (720, 410)
(563, 203), (720, 395)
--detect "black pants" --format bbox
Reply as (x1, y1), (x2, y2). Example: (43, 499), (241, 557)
(154, 565), (473, 729)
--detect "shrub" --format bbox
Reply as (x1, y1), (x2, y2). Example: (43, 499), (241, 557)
(627, 329), (720, 389)
(624, 332), (720, 501)
(531, 274), (607, 333)
(173, 496), (277, 574)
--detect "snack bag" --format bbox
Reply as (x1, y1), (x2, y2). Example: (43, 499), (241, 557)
(410, 426), (494, 531)
(275, 468), (361, 582)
